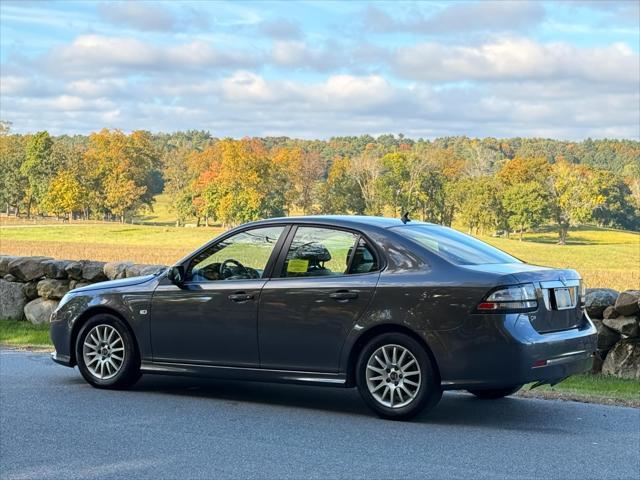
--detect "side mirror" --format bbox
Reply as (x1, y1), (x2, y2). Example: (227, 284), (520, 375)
(167, 265), (185, 287)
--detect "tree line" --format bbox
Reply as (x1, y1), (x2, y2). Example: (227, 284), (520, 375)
(1, 122), (638, 243)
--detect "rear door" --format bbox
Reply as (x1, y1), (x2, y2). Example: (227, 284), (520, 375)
(258, 225), (381, 372)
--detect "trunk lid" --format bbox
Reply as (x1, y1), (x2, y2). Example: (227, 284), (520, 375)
(464, 263), (584, 333)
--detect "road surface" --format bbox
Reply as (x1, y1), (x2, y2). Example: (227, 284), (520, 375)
(1, 349), (638, 479)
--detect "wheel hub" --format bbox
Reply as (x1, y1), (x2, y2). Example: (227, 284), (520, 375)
(82, 324), (125, 380)
(365, 344), (422, 409)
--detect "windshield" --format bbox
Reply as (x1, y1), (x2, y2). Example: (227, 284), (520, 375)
(392, 225), (521, 265)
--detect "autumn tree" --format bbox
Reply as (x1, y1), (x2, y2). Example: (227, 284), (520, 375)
(41, 170), (84, 219)
(548, 161), (605, 244)
(319, 156), (365, 214)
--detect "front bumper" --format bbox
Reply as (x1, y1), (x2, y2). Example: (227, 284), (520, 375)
(439, 312), (597, 390)
(51, 350), (73, 367)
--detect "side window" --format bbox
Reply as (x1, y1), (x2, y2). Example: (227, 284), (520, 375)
(188, 226), (285, 282)
(281, 227), (379, 278)
(348, 238), (378, 274)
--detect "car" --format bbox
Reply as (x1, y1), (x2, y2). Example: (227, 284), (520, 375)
(50, 215), (597, 420)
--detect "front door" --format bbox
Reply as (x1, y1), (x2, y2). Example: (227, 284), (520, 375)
(150, 225), (286, 366)
(259, 226), (380, 372)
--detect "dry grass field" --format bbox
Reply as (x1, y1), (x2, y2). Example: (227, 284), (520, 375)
(1, 217), (638, 291)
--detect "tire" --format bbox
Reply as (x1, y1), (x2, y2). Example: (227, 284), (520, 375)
(356, 332), (441, 421)
(467, 385), (522, 399)
(75, 313), (141, 389)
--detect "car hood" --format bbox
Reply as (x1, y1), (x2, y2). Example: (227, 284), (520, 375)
(70, 275), (157, 294)
(461, 263), (580, 283)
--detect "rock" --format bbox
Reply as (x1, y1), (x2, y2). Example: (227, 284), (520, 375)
(602, 339), (640, 380)
(614, 290), (640, 316)
(37, 279), (70, 300)
(592, 318), (621, 351)
(125, 265), (143, 277)
(584, 288), (619, 318)
(591, 350), (606, 373)
(603, 316), (639, 338)
(64, 261), (83, 280)
(603, 306), (619, 320)
(126, 264), (165, 277)
(139, 264), (165, 276)
(3, 274), (17, 282)
(69, 280), (92, 291)
(0, 255), (19, 276)
(42, 260), (69, 279)
(104, 261), (132, 280)
(22, 281), (39, 300)
(82, 261), (107, 282)
(0, 279), (27, 320)
(24, 298), (59, 325)
(8, 256), (51, 282)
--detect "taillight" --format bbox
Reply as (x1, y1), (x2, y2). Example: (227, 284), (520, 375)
(579, 280), (586, 307)
(477, 283), (537, 312)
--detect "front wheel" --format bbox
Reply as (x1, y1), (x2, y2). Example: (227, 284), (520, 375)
(75, 313), (141, 389)
(467, 385), (523, 399)
(356, 333), (441, 420)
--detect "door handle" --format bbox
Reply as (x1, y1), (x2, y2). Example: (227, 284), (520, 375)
(329, 290), (358, 301)
(228, 292), (254, 302)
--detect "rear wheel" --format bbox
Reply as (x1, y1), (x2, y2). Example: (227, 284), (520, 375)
(356, 333), (441, 420)
(467, 385), (522, 399)
(75, 313), (141, 389)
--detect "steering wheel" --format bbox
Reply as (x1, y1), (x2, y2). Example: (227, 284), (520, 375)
(219, 259), (248, 279)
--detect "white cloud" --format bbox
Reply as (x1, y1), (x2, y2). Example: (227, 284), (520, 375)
(97, 2), (175, 31)
(44, 35), (257, 77)
(394, 37), (639, 85)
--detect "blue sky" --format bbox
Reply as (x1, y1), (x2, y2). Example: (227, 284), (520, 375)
(1, 0), (638, 139)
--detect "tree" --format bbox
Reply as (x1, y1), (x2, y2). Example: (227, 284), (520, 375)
(320, 156), (365, 214)
(351, 150), (383, 215)
(451, 176), (503, 235)
(502, 182), (549, 240)
(21, 131), (54, 216)
(0, 133), (28, 216)
(41, 170), (84, 219)
(548, 161), (605, 244)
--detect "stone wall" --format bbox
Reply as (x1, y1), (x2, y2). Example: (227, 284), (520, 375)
(1, 255), (639, 380)
(585, 288), (640, 380)
(0, 255), (165, 324)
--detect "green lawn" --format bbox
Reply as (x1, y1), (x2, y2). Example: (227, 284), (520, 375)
(0, 321), (51, 349)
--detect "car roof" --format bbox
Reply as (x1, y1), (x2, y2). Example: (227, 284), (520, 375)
(243, 215), (435, 230)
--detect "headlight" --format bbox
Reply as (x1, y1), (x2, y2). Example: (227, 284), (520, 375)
(477, 283), (537, 312)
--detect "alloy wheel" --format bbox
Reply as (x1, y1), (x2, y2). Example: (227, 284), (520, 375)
(82, 324), (125, 380)
(365, 344), (422, 408)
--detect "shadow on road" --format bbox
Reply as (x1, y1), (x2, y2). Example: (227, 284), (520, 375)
(75, 374), (580, 432)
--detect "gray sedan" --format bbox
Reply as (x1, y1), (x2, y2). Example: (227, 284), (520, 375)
(50, 215), (597, 420)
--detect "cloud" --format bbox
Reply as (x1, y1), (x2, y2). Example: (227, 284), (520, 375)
(42, 35), (258, 76)
(393, 37), (639, 85)
(97, 2), (175, 31)
(260, 19), (302, 39)
(363, 1), (545, 34)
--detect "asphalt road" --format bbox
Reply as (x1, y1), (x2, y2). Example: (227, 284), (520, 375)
(1, 349), (639, 480)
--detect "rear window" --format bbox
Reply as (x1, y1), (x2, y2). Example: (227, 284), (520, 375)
(392, 225), (521, 265)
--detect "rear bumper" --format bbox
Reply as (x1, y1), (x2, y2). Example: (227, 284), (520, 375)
(439, 312), (597, 390)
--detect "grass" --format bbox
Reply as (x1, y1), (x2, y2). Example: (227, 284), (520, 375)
(519, 374), (640, 407)
(0, 320), (51, 349)
(1, 320), (637, 407)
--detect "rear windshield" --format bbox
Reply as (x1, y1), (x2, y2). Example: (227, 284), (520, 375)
(392, 225), (521, 265)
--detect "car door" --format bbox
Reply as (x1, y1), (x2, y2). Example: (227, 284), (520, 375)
(258, 225), (381, 373)
(150, 225), (287, 366)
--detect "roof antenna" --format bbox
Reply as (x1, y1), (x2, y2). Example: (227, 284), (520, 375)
(401, 212), (411, 224)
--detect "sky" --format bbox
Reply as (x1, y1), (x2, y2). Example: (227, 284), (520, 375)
(1, 0), (639, 139)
